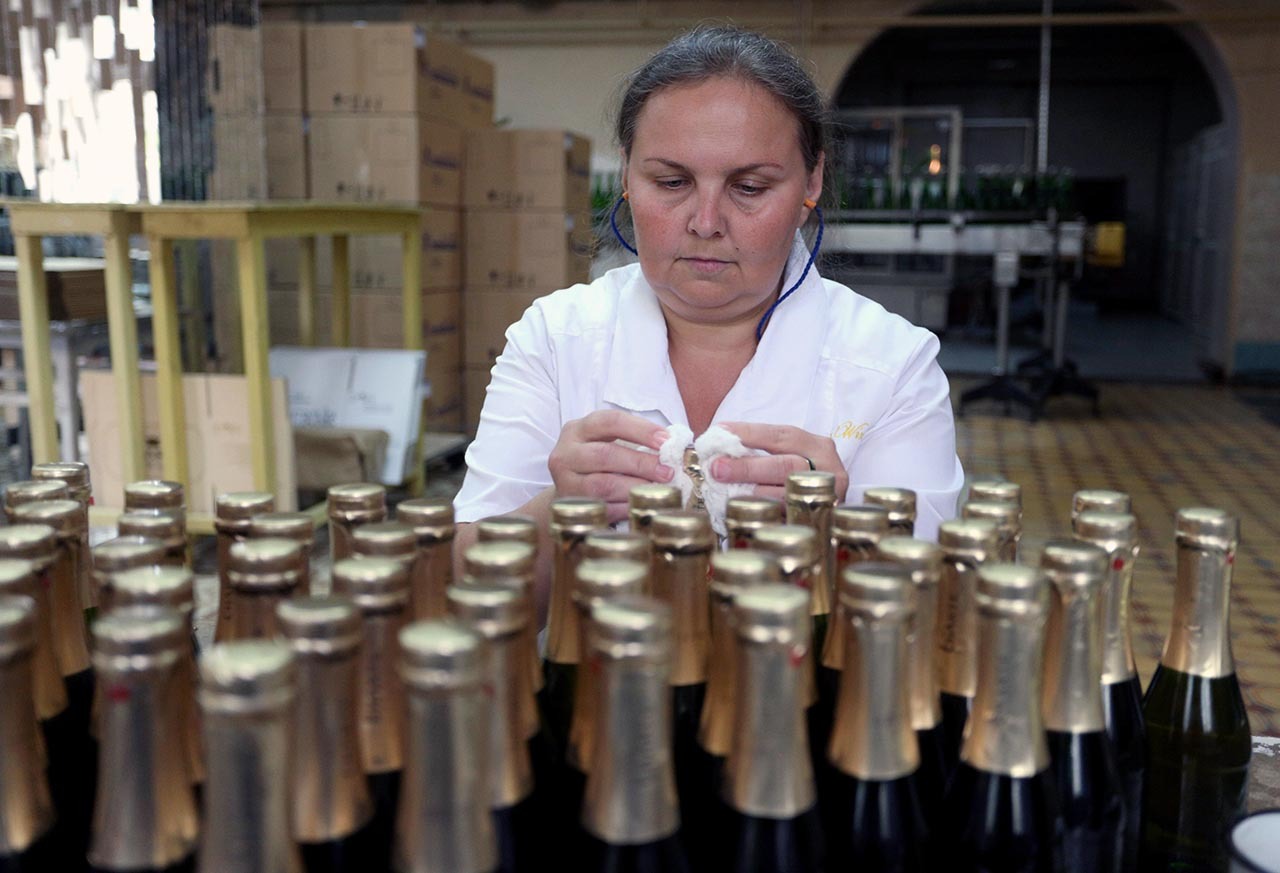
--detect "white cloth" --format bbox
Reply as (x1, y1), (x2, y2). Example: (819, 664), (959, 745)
(652, 423), (757, 537)
(453, 236), (965, 541)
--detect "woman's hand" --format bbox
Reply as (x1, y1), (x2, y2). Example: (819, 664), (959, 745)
(710, 422), (848, 502)
(547, 410), (675, 523)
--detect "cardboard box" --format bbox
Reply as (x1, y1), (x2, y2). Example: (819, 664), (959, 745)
(79, 368), (297, 515)
(350, 292), (463, 354)
(262, 22), (305, 113)
(264, 113), (308, 199)
(317, 208), (461, 289)
(207, 25), (263, 115)
(463, 129), (591, 210)
(464, 209), (593, 291)
(427, 366), (463, 430)
(464, 365), (491, 432)
(463, 291), (539, 366)
(309, 114), (462, 206)
(460, 51), (494, 129)
(267, 288), (334, 347)
(210, 114), (267, 200)
(304, 24), (470, 121)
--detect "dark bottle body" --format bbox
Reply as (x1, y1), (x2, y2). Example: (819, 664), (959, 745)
(364, 770), (401, 873)
(670, 682), (709, 868)
(828, 772), (929, 872)
(298, 819), (378, 873)
(1045, 730), (1125, 873)
(0, 829), (60, 873)
(943, 763), (1064, 873)
(541, 660), (577, 757)
(580, 835), (691, 873)
(88, 859), (194, 873)
(725, 806), (825, 873)
(493, 793), (541, 873)
(938, 691), (971, 776)
(45, 668), (96, 873)
(914, 724), (949, 830)
(1102, 675), (1146, 873)
(1140, 665), (1250, 873)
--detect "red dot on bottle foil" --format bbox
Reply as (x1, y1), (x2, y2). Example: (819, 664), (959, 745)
(106, 685), (130, 703)
(1227, 553), (1236, 565)
(789, 646), (806, 668)
(1112, 557), (1125, 572)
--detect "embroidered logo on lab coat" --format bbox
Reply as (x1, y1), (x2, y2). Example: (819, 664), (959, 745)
(832, 420), (870, 440)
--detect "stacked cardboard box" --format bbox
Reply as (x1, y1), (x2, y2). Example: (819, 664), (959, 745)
(462, 129), (593, 431)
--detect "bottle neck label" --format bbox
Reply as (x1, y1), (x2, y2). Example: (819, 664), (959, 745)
(963, 613), (1049, 778)
(1161, 543), (1235, 679)
(830, 614), (918, 781)
(936, 558), (980, 698)
(1042, 581), (1106, 733)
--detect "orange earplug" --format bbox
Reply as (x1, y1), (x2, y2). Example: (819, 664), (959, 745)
(621, 191), (629, 201)
(803, 197), (817, 209)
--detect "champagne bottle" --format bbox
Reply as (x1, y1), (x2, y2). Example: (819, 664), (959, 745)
(935, 518), (999, 774)
(395, 621), (497, 873)
(0, 594), (57, 872)
(567, 559), (648, 775)
(784, 473), (838, 656)
(649, 511), (714, 865)
(877, 536), (947, 833)
(331, 556), (411, 873)
(752, 525), (820, 713)
(580, 596), (689, 873)
(327, 484), (388, 566)
(966, 477), (1021, 511)
(90, 605), (197, 873)
(0, 524), (92, 869)
(1071, 489), (1130, 524)
(544, 498), (607, 757)
(1074, 509), (1145, 872)
(1040, 541), (1125, 872)
(11, 500), (93, 681)
(111, 566), (203, 786)
(0, 559), (66, 722)
(583, 531), (648, 564)
(247, 513), (316, 597)
(2, 480), (69, 521)
(725, 585), (825, 873)
(91, 536), (167, 613)
(820, 505), (890, 703)
(827, 563), (930, 871)
(1141, 508), (1251, 872)
(963, 500), (1022, 563)
(943, 564), (1063, 873)
(725, 497), (784, 549)
(116, 512), (187, 569)
(213, 492), (275, 642)
(628, 485), (683, 547)
(463, 541), (543, 700)
(30, 463), (94, 611)
(225, 538), (306, 641)
(475, 515), (538, 547)
(864, 487), (918, 536)
(122, 480), (187, 566)
(448, 585), (540, 873)
(395, 499), (455, 621)
(196, 640), (301, 873)
(276, 597), (374, 873)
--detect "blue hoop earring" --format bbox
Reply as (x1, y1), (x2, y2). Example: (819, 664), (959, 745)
(609, 195), (638, 256)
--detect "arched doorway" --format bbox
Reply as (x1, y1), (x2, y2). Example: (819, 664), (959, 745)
(829, 1), (1239, 381)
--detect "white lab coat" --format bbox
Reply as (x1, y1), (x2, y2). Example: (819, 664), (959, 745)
(453, 237), (965, 541)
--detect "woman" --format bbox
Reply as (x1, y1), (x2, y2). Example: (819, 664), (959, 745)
(452, 26), (964, 614)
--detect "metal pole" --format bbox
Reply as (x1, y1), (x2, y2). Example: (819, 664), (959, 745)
(1037, 0), (1052, 173)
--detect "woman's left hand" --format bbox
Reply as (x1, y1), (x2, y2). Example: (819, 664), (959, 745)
(709, 422), (848, 502)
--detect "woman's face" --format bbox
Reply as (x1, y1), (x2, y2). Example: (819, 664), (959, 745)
(622, 75), (824, 327)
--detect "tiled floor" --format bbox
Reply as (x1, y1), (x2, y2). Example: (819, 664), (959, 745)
(953, 378), (1280, 735)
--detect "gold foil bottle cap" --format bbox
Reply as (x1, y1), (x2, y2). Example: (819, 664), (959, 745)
(710, 551), (778, 600)
(650, 510), (715, 551)
(199, 640), (295, 714)
(327, 483), (386, 516)
(395, 498), (455, 541)
(227, 538), (307, 591)
(276, 597), (363, 656)
(753, 524), (818, 563)
(0, 593), (36, 660)
(215, 492), (275, 535)
(863, 487), (917, 521)
(574, 559), (648, 609)
(465, 541), (535, 578)
(448, 584), (527, 639)
(93, 535), (168, 573)
(117, 511), (185, 550)
(550, 498), (607, 535)
(1175, 507), (1239, 552)
(4, 479), (69, 511)
(111, 566), (195, 615)
(833, 505), (890, 538)
(968, 477), (1021, 507)
(733, 584), (809, 645)
(977, 564), (1049, 618)
(1074, 511), (1137, 548)
(583, 531), (649, 563)
(786, 472), (837, 497)
(877, 537), (943, 577)
(123, 480), (185, 511)
(589, 595), (671, 658)
(12, 499), (84, 537)
(31, 461), (89, 491)
(331, 557), (410, 612)
(248, 512), (315, 543)
(962, 501), (1022, 535)
(1040, 540), (1109, 589)
(475, 515), (537, 545)
(725, 497), (785, 524)
(1072, 489), (1131, 518)
(839, 562), (914, 620)
(399, 620), (484, 689)
(0, 525), (57, 570)
(351, 522), (417, 560)
(93, 605), (185, 658)
(939, 518), (999, 558)
(629, 484), (682, 512)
